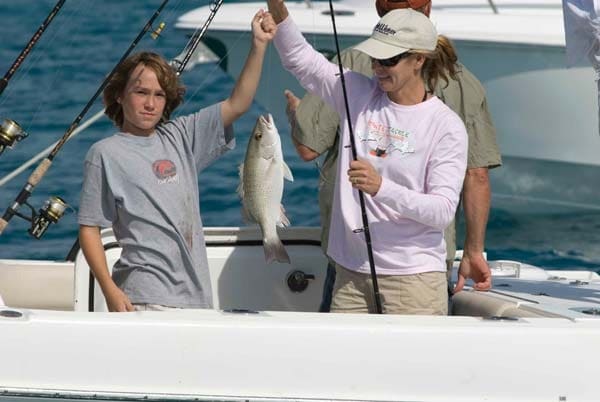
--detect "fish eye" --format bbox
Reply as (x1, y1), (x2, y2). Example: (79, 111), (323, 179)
(255, 134), (262, 140)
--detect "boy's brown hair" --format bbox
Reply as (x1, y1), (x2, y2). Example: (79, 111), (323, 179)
(104, 52), (186, 129)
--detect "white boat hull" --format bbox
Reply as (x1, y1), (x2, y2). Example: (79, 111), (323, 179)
(1, 226), (600, 401)
(2, 308), (599, 401)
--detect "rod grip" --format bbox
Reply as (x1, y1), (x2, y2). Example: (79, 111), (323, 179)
(0, 79), (7, 95)
(28, 158), (52, 186)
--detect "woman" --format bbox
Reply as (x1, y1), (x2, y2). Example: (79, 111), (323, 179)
(265, 1), (467, 314)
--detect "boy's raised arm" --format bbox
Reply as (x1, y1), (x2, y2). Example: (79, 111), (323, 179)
(221, 10), (277, 127)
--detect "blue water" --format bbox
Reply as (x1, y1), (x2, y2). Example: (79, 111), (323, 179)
(0, 0), (599, 272)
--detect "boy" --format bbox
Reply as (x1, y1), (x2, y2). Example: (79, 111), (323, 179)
(78, 10), (275, 312)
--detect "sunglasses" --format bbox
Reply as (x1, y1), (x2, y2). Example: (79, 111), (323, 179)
(372, 52), (412, 67)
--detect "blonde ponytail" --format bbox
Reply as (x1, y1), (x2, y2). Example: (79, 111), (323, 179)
(415, 35), (459, 91)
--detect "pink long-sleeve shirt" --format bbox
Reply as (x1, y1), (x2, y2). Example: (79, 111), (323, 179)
(274, 17), (467, 275)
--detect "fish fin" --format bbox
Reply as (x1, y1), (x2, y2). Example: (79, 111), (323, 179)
(282, 161), (294, 182)
(236, 163), (245, 199)
(277, 204), (290, 228)
(263, 236), (290, 264)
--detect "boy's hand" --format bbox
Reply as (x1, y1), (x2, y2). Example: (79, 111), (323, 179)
(252, 10), (276, 46)
(103, 283), (134, 312)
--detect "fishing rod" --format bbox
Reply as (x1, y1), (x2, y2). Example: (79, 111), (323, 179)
(327, 0), (383, 314)
(0, 0), (66, 96)
(171, 0), (223, 75)
(0, 110), (105, 188)
(0, 0), (67, 156)
(0, 0), (170, 239)
(0, 0), (225, 189)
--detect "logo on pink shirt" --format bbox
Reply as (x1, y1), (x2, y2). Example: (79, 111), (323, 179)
(361, 120), (415, 158)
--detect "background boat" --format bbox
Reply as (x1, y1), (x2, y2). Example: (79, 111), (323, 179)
(175, 0), (600, 215)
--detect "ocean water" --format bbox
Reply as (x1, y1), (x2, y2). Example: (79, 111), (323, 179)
(0, 0), (598, 272)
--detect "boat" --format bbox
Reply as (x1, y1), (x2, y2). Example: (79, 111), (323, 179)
(1, 2), (599, 400)
(1, 225), (600, 401)
(175, 0), (600, 214)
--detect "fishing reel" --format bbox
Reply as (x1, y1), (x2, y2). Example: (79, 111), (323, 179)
(0, 118), (28, 155)
(29, 196), (69, 239)
(11, 196), (69, 239)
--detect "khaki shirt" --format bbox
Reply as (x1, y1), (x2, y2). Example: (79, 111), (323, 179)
(293, 48), (502, 261)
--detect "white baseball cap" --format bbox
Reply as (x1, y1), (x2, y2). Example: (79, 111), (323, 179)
(354, 8), (437, 59)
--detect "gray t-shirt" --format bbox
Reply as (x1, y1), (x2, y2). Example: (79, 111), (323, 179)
(78, 103), (234, 308)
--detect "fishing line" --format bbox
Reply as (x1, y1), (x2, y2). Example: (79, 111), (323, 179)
(0, 0), (223, 188)
(0, 0), (98, 156)
(0, 109), (105, 188)
(170, 3), (279, 139)
(173, 3), (281, 117)
(177, 57), (228, 113)
(0, 0), (171, 238)
(0, 0), (185, 164)
(265, 28), (272, 114)
(327, 0), (383, 314)
(0, 0), (87, 107)
(0, 0), (89, 155)
(155, 0), (227, 111)
(0, 0), (66, 96)
(171, 0), (223, 75)
(156, 0), (187, 34)
(17, 1), (91, 134)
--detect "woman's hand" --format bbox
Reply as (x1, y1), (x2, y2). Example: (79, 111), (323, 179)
(266, 0), (288, 24)
(252, 9), (276, 47)
(347, 159), (382, 196)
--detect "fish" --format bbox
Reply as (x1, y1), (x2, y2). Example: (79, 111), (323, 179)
(237, 114), (294, 264)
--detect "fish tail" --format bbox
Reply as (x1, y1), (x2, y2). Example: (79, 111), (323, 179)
(263, 236), (290, 264)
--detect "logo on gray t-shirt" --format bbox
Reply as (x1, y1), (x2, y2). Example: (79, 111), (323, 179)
(152, 159), (179, 184)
